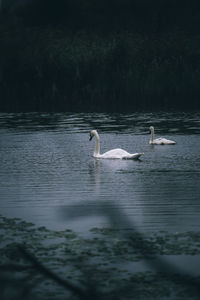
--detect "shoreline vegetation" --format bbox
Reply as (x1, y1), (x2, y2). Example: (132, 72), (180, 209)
(1, 215), (200, 299)
(0, 0), (200, 112)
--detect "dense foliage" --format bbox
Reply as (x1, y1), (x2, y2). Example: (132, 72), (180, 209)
(0, 0), (200, 112)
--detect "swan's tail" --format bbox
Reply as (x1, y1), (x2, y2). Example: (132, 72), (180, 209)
(124, 152), (144, 160)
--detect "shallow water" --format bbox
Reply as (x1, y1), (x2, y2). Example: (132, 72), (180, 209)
(0, 112), (200, 233)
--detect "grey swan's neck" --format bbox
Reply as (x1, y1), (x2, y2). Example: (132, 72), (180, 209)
(150, 127), (155, 142)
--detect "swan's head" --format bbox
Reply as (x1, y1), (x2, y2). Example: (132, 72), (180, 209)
(89, 130), (98, 141)
(149, 126), (154, 132)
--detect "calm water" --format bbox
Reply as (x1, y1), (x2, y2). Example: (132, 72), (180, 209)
(0, 112), (200, 233)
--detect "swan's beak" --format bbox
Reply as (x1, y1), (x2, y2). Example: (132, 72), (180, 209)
(89, 135), (93, 141)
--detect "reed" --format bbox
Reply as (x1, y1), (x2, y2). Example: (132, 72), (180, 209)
(0, 0), (200, 111)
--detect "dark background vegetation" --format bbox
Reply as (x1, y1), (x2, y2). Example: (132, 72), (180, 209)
(1, 0), (200, 112)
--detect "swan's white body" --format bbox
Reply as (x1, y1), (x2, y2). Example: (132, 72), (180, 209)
(149, 126), (176, 145)
(89, 130), (144, 159)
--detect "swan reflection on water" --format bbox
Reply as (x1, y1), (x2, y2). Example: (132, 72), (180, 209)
(88, 158), (142, 195)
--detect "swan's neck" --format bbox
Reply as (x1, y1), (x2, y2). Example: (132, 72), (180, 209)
(150, 128), (154, 142)
(94, 132), (100, 155)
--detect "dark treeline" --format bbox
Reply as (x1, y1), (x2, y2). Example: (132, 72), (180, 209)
(1, 0), (200, 112)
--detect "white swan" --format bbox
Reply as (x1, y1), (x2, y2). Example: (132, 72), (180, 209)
(89, 130), (144, 159)
(149, 126), (176, 145)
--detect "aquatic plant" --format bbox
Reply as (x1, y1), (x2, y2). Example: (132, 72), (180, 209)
(1, 214), (200, 299)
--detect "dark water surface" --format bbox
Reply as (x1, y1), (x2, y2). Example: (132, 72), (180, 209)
(0, 112), (200, 233)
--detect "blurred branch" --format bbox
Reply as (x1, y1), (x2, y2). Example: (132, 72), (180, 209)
(18, 245), (93, 300)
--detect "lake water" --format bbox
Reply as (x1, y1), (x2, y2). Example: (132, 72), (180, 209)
(0, 112), (200, 234)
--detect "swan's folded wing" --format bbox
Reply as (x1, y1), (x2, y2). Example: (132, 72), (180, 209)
(101, 148), (129, 159)
(161, 138), (176, 144)
(154, 138), (176, 145)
